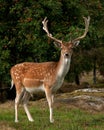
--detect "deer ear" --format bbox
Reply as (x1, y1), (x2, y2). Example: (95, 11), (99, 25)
(53, 42), (62, 48)
(73, 40), (80, 47)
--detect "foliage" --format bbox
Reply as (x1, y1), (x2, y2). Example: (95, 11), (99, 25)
(0, 0), (104, 86)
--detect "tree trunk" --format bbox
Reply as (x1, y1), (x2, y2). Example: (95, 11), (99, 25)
(75, 74), (80, 85)
(93, 56), (97, 84)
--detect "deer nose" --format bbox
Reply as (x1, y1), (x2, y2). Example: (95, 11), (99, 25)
(64, 53), (69, 57)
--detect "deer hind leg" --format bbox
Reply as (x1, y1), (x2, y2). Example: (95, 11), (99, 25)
(45, 88), (54, 123)
(15, 88), (25, 122)
(22, 91), (34, 122)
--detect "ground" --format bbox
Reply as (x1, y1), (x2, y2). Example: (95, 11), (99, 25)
(0, 87), (104, 130)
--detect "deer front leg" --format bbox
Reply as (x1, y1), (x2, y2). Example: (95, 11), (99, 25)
(45, 88), (54, 123)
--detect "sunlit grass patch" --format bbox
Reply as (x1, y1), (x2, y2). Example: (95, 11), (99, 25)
(0, 101), (104, 130)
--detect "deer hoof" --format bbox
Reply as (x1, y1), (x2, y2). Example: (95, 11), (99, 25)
(50, 119), (54, 123)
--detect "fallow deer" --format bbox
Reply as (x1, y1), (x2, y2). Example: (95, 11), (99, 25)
(10, 16), (90, 123)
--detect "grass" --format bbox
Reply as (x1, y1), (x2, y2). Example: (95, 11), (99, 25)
(0, 101), (104, 130)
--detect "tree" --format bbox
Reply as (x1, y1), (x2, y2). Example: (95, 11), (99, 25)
(0, 0), (104, 89)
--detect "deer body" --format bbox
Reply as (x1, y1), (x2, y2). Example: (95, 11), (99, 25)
(10, 16), (90, 123)
(11, 54), (71, 93)
(11, 60), (70, 91)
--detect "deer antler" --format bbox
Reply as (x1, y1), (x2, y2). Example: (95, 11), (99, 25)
(42, 17), (62, 43)
(72, 16), (90, 43)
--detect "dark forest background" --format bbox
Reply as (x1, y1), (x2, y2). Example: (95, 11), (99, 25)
(0, 0), (104, 100)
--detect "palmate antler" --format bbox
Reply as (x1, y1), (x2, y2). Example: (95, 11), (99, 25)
(42, 17), (62, 44)
(72, 16), (90, 43)
(42, 16), (90, 44)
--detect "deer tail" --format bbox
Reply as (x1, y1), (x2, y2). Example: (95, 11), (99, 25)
(10, 80), (14, 90)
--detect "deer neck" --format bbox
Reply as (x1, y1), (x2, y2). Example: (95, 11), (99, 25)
(56, 54), (72, 79)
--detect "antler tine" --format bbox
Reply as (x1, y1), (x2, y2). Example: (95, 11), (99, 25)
(72, 16), (90, 42)
(42, 17), (62, 43)
(42, 17), (50, 36)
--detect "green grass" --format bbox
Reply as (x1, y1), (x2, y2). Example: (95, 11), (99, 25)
(0, 101), (104, 130)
